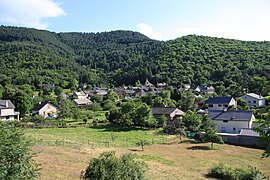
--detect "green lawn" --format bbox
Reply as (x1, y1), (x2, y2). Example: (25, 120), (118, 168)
(25, 125), (167, 148)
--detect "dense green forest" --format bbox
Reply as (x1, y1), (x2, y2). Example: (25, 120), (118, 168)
(0, 26), (270, 95)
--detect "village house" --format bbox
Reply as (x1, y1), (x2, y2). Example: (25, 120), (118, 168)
(192, 86), (201, 93)
(42, 84), (55, 90)
(84, 88), (108, 97)
(178, 84), (191, 92)
(240, 93), (266, 107)
(205, 96), (256, 134)
(200, 84), (215, 94)
(72, 91), (92, 106)
(0, 100), (19, 120)
(205, 97), (237, 111)
(208, 110), (255, 133)
(152, 107), (185, 121)
(141, 79), (156, 91)
(113, 88), (125, 98)
(192, 84), (215, 94)
(32, 102), (57, 118)
(156, 82), (167, 90)
(134, 89), (146, 97)
(73, 99), (92, 106)
(73, 91), (88, 99)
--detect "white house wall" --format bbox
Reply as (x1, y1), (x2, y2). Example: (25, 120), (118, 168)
(208, 104), (227, 111)
(0, 109), (15, 116)
(0, 115), (15, 121)
(215, 120), (251, 133)
(208, 98), (237, 111)
(38, 104), (57, 118)
(240, 95), (265, 107)
(229, 98), (237, 108)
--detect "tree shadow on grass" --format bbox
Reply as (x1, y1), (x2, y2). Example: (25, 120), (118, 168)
(158, 141), (178, 145)
(186, 145), (212, 150)
(89, 124), (147, 132)
(129, 149), (143, 152)
(182, 139), (202, 144)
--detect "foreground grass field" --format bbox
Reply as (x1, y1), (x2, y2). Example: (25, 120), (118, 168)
(26, 127), (270, 180)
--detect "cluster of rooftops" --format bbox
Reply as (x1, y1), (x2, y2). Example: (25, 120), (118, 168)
(0, 77), (267, 137)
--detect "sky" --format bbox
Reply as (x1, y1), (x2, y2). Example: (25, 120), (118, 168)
(0, 0), (270, 41)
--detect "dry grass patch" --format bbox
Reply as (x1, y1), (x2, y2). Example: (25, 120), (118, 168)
(32, 137), (270, 180)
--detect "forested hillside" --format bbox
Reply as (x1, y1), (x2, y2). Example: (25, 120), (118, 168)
(0, 26), (270, 95)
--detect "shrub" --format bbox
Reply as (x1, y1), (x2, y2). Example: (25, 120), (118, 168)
(136, 140), (150, 151)
(87, 103), (102, 111)
(22, 115), (45, 123)
(0, 122), (39, 179)
(208, 163), (268, 180)
(82, 151), (147, 180)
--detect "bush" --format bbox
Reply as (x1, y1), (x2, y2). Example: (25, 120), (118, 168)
(87, 103), (102, 111)
(82, 151), (147, 180)
(0, 122), (39, 179)
(102, 99), (115, 110)
(208, 163), (268, 180)
(22, 115), (45, 123)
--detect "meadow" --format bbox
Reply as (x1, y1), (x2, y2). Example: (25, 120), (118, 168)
(25, 125), (167, 148)
(25, 126), (270, 180)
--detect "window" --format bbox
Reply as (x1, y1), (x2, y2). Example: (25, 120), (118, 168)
(221, 127), (226, 133)
(233, 128), (236, 130)
(209, 104), (213, 107)
(253, 100), (256, 103)
(218, 104), (222, 107)
(224, 105), (228, 107)
(223, 120), (228, 123)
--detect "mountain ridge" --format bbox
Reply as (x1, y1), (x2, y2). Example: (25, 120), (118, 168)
(0, 26), (269, 96)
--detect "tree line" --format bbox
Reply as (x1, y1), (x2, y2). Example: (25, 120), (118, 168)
(1, 26), (270, 96)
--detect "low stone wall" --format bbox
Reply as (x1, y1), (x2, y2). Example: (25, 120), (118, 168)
(220, 134), (261, 148)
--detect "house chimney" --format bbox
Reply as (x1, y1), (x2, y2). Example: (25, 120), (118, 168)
(5, 100), (8, 107)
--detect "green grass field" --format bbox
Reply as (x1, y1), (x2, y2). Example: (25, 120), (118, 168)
(25, 125), (167, 148)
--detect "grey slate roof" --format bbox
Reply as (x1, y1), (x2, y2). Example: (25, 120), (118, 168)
(244, 93), (265, 100)
(0, 100), (15, 109)
(239, 129), (260, 137)
(152, 107), (184, 115)
(73, 99), (92, 105)
(208, 110), (253, 121)
(205, 97), (233, 104)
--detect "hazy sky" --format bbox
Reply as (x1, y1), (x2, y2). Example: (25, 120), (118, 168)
(0, 0), (270, 41)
